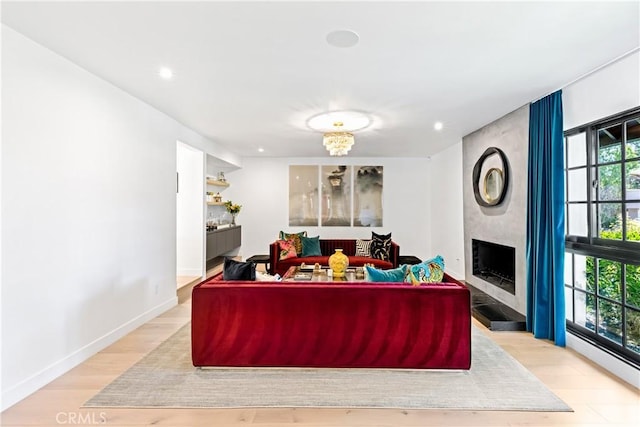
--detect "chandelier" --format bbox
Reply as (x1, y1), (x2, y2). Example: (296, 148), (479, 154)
(323, 122), (354, 156)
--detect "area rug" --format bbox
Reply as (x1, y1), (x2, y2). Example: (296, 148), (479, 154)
(84, 323), (571, 411)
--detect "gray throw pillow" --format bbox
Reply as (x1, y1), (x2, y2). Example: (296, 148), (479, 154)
(223, 258), (256, 281)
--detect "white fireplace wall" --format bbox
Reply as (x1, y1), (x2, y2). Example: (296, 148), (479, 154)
(463, 105), (529, 315)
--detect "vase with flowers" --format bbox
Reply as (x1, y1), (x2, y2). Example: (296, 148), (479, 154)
(224, 200), (242, 225)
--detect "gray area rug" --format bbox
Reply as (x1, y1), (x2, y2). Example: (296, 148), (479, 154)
(84, 323), (571, 411)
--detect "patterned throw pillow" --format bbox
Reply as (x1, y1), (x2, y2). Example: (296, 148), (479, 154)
(355, 239), (372, 257)
(405, 255), (445, 286)
(370, 231), (392, 261)
(279, 231), (307, 254)
(277, 239), (298, 260)
(300, 235), (322, 257)
(365, 265), (407, 282)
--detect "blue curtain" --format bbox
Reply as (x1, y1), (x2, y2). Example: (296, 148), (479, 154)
(526, 90), (566, 346)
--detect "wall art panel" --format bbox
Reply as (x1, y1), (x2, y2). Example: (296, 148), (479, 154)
(320, 165), (352, 226)
(289, 165), (319, 226)
(354, 166), (383, 226)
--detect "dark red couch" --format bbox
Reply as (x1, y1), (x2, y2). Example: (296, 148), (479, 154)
(269, 238), (399, 275)
(191, 272), (471, 369)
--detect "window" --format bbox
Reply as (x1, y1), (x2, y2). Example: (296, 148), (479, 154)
(564, 107), (640, 367)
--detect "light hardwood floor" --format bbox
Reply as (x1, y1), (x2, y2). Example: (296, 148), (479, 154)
(2, 283), (638, 426)
(176, 275), (200, 290)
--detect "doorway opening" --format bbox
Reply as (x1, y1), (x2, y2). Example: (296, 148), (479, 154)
(176, 141), (205, 290)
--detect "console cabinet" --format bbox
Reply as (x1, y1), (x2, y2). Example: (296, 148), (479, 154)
(206, 225), (241, 261)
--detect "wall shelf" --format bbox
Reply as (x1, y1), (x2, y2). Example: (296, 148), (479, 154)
(206, 178), (230, 187)
(207, 201), (226, 206)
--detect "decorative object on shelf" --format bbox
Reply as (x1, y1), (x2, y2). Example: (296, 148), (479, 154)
(224, 200), (242, 226)
(206, 212), (217, 231)
(472, 147), (509, 207)
(217, 171), (226, 182)
(213, 192), (222, 203)
(207, 177), (230, 187)
(328, 248), (349, 278)
(206, 192), (214, 203)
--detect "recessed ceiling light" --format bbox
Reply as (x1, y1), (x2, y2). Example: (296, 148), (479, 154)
(258, 147), (265, 153)
(158, 67), (173, 80)
(307, 111), (371, 132)
(326, 30), (360, 48)
(434, 121), (444, 131)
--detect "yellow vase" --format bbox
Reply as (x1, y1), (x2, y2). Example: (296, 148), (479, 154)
(329, 248), (349, 278)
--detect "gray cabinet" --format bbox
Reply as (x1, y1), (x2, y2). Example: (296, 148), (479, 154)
(206, 226), (241, 261)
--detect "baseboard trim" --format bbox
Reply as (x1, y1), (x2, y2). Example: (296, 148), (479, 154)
(567, 332), (640, 389)
(1, 296), (178, 411)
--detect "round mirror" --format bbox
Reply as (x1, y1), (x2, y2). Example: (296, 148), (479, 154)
(472, 147), (509, 207)
(483, 168), (504, 203)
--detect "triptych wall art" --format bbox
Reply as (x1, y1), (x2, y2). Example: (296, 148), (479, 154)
(289, 165), (383, 227)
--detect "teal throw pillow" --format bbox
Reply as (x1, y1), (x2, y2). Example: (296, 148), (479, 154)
(365, 264), (407, 282)
(300, 235), (322, 257)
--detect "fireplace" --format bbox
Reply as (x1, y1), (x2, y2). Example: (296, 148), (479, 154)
(472, 239), (515, 295)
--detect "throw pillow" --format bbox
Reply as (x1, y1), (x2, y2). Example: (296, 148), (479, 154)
(279, 231), (307, 254)
(365, 265), (408, 282)
(256, 271), (282, 282)
(355, 239), (372, 257)
(223, 258), (256, 281)
(405, 255), (445, 286)
(370, 231), (392, 261)
(277, 239), (298, 260)
(300, 235), (322, 257)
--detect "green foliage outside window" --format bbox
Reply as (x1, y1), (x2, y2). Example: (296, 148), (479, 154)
(584, 221), (640, 350)
(598, 141), (640, 231)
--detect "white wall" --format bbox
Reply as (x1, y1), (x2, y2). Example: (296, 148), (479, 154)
(176, 142), (205, 277)
(0, 26), (229, 410)
(428, 142), (465, 279)
(561, 49), (640, 388)
(563, 50), (640, 130)
(229, 157), (432, 262)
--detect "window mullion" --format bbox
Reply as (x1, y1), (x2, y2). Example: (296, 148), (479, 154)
(587, 127), (595, 244)
(622, 123), (628, 241)
(621, 263), (628, 349)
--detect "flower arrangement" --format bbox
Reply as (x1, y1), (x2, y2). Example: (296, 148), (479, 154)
(224, 200), (242, 215)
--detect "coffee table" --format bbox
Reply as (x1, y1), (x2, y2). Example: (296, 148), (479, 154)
(282, 265), (367, 282)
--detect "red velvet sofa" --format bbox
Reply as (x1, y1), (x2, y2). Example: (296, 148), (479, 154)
(191, 272), (471, 370)
(269, 238), (399, 275)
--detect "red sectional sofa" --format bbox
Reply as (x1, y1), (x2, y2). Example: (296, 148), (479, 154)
(269, 238), (399, 275)
(191, 272), (471, 370)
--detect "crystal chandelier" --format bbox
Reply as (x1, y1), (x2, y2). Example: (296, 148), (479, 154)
(323, 122), (354, 156)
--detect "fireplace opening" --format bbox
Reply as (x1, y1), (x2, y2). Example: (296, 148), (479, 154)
(472, 239), (515, 295)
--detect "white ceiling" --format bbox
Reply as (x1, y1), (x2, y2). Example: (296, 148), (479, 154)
(2, 1), (639, 158)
